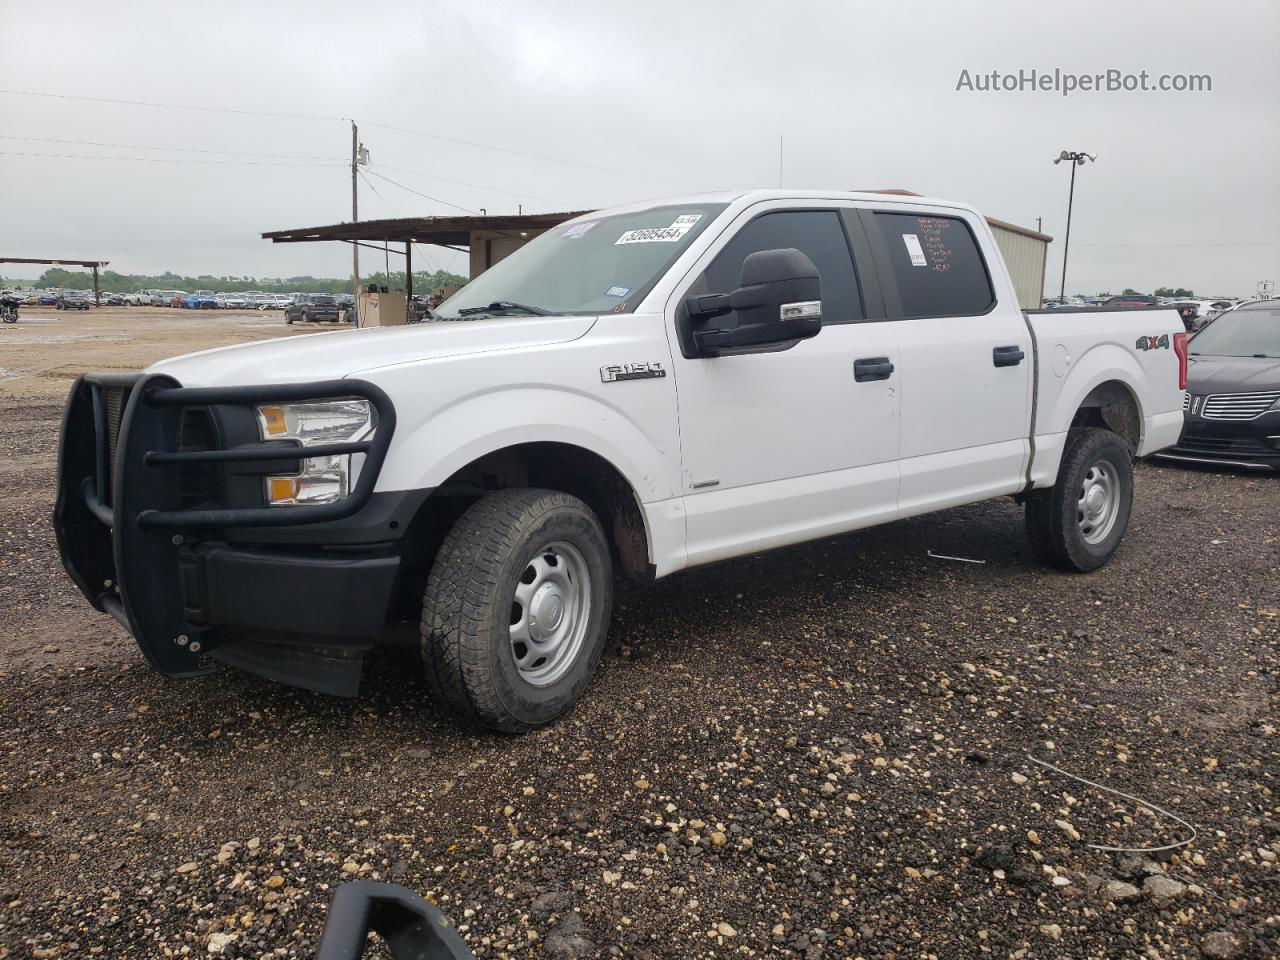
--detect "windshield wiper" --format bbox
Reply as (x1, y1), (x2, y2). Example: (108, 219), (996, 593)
(458, 300), (551, 317)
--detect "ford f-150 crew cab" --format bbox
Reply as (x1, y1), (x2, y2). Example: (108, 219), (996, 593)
(54, 190), (1188, 731)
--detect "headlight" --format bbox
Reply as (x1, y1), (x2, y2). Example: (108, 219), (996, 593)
(255, 400), (374, 506)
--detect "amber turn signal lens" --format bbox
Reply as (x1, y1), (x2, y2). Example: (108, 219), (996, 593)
(267, 476), (299, 504)
(259, 406), (288, 436)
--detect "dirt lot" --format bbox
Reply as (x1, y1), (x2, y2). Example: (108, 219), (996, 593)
(1, 308), (1277, 959)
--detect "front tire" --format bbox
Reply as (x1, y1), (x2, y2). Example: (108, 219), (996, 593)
(1026, 428), (1134, 572)
(421, 488), (613, 731)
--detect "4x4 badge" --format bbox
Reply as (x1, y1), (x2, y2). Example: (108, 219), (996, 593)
(1134, 334), (1170, 351)
(600, 362), (666, 383)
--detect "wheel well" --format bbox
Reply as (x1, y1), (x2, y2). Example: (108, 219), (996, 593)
(1071, 380), (1141, 449)
(405, 442), (651, 595)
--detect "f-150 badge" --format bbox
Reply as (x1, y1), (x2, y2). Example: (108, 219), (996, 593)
(1135, 334), (1170, 351)
(600, 362), (666, 383)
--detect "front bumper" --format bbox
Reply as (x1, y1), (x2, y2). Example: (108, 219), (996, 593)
(1159, 409), (1280, 471)
(54, 372), (404, 691)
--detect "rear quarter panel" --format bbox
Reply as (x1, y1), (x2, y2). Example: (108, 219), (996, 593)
(1026, 308), (1185, 486)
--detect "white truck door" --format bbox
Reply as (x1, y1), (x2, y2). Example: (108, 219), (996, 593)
(666, 204), (901, 568)
(862, 207), (1033, 516)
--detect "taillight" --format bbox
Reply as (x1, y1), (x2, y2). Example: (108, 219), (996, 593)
(1173, 331), (1189, 391)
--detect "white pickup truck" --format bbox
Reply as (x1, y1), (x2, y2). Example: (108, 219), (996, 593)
(55, 190), (1188, 731)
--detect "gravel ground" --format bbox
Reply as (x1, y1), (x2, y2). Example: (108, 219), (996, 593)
(1, 311), (1277, 959)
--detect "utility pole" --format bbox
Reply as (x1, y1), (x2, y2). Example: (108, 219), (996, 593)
(351, 121), (360, 323)
(1053, 150), (1096, 301)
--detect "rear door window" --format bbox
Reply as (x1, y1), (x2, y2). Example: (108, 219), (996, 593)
(872, 212), (995, 319)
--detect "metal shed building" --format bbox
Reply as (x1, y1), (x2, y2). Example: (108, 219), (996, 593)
(985, 218), (1052, 310)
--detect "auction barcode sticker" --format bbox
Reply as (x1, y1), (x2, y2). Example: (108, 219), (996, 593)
(616, 214), (702, 245)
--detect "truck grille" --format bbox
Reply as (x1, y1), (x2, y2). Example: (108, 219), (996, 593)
(101, 385), (131, 503)
(177, 408), (223, 509)
(1183, 392), (1190, 412)
(1200, 391), (1280, 421)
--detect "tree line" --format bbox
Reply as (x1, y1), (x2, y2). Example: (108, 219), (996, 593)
(5, 267), (468, 295)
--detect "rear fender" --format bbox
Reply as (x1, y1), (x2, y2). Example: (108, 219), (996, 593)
(1030, 343), (1148, 487)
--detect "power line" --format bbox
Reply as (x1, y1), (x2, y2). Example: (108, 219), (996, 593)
(2, 87), (715, 191)
(376, 162), (572, 207)
(354, 171), (447, 275)
(0, 150), (344, 167)
(364, 170), (479, 214)
(0, 88), (346, 123)
(0, 134), (343, 162)
(357, 169), (397, 216)
(360, 119), (715, 190)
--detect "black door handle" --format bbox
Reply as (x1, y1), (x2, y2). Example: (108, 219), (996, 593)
(993, 345), (1025, 367)
(854, 356), (895, 382)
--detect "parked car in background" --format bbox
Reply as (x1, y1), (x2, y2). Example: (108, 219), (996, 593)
(217, 293), (250, 310)
(39, 291), (61, 305)
(1100, 294), (1160, 309)
(184, 291), (219, 309)
(102, 292), (124, 306)
(122, 292), (149, 306)
(284, 293), (340, 324)
(1165, 302), (1201, 331)
(163, 291), (191, 307)
(1192, 299), (1236, 319)
(1158, 300), (1280, 471)
(56, 291), (91, 310)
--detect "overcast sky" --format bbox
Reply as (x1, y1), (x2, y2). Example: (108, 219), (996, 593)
(2, 0), (1277, 297)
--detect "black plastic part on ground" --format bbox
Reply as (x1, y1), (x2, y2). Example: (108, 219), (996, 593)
(315, 881), (474, 960)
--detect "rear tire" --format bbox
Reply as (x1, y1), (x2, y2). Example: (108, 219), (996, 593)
(1026, 428), (1134, 572)
(421, 488), (613, 732)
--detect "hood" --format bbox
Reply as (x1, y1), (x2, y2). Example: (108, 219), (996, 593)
(1186, 354), (1280, 395)
(147, 315), (597, 387)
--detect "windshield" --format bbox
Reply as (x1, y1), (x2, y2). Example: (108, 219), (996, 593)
(311, 296), (336, 305)
(437, 203), (726, 318)
(1190, 306), (1280, 357)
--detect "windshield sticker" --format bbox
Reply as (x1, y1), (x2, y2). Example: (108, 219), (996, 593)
(561, 221), (597, 239)
(902, 233), (928, 267)
(605, 285), (631, 298)
(615, 213), (702, 245)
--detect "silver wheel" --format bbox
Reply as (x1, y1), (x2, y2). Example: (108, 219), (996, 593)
(509, 540), (591, 687)
(1077, 458), (1120, 545)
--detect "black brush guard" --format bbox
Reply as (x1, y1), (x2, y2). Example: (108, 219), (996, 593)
(54, 372), (396, 677)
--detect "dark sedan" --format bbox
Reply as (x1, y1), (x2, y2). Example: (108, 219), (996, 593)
(1158, 301), (1280, 471)
(55, 292), (92, 311)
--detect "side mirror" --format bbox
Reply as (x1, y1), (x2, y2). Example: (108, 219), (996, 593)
(315, 881), (475, 960)
(684, 248), (822, 356)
